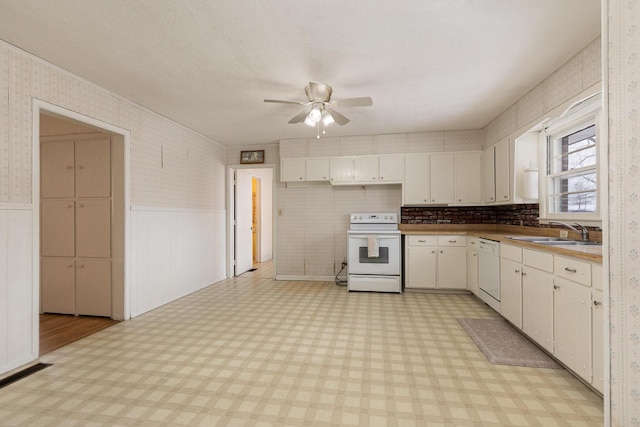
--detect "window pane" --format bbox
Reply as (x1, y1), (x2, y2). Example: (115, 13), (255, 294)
(551, 191), (596, 213)
(560, 125), (596, 172)
(550, 172), (597, 212)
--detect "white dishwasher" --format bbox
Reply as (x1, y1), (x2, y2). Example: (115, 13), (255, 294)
(477, 238), (500, 312)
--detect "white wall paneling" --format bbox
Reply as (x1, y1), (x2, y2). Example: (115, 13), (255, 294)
(130, 208), (226, 318)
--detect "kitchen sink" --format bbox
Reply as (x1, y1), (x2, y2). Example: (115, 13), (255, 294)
(507, 236), (569, 242)
(535, 240), (602, 246)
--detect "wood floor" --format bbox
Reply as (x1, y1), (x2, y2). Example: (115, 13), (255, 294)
(39, 314), (119, 356)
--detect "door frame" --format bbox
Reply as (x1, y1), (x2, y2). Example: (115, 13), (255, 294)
(226, 164), (276, 278)
(32, 99), (131, 326)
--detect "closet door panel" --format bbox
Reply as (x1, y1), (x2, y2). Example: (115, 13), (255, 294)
(76, 199), (111, 258)
(76, 259), (111, 316)
(76, 139), (111, 198)
(41, 258), (75, 314)
(41, 200), (75, 257)
(41, 140), (75, 198)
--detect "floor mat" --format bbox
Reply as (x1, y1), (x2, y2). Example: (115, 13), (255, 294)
(457, 318), (561, 369)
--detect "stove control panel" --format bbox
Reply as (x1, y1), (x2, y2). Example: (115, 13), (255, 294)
(350, 213), (398, 224)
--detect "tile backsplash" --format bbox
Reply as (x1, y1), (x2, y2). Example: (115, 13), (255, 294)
(401, 204), (540, 226)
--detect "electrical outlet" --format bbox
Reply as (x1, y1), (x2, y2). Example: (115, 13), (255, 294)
(560, 230), (569, 239)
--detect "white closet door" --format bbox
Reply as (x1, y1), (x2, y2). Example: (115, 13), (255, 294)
(41, 140), (75, 198)
(76, 259), (111, 316)
(41, 200), (75, 257)
(76, 199), (111, 258)
(75, 139), (111, 198)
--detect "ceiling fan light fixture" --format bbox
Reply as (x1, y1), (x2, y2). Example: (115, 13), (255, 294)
(308, 106), (322, 123)
(322, 111), (335, 126)
(303, 114), (316, 127)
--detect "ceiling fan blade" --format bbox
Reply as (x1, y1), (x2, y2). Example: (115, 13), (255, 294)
(332, 97), (373, 108)
(288, 110), (309, 124)
(264, 99), (307, 105)
(329, 110), (350, 126)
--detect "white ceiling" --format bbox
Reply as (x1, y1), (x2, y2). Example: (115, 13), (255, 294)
(0, 1), (601, 147)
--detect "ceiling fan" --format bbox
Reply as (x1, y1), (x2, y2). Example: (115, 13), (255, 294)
(264, 82), (373, 131)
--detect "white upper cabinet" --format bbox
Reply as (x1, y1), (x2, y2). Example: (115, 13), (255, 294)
(354, 156), (379, 183)
(305, 158), (330, 181)
(330, 157), (354, 183)
(495, 138), (510, 202)
(483, 138), (510, 203)
(378, 155), (404, 182)
(430, 153), (455, 203)
(403, 154), (430, 205)
(454, 152), (482, 204)
(280, 158), (306, 182)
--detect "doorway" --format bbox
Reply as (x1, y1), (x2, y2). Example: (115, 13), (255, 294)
(228, 165), (274, 277)
(35, 105), (128, 355)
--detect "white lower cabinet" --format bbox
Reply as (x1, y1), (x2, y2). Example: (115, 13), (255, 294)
(500, 258), (523, 329)
(553, 276), (592, 381)
(522, 265), (554, 353)
(405, 235), (466, 290)
(592, 288), (604, 394)
(466, 238), (479, 296)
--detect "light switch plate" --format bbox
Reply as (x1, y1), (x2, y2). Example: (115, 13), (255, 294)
(560, 230), (569, 239)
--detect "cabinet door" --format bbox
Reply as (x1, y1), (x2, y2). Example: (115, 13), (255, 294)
(41, 199), (75, 257)
(500, 258), (522, 329)
(76, 259), (111, 316)
(495, 138), (510, 202)
(403, 154), (430, 204)
(76, 138), (111, 198)
(522, 267), (554, 352)
(482, 146), (496, 203)
(379, 155), (404, 182)
(281, 158), (305, 182)
(405, 245), (437, 289)
(466, 249), (478, 296)
(330, 158), (354, 183)
(592, 289), (604, 393)
(41, 140), (75, 198)
(454, 152), (482, 204)
(438, 247), (467, 289)
(430, 153), (455, 203)
(554, 277), (592, 381)
(306, 158), (330, 181)
(41, 258), (75, 314)
(354, 157), (379, 182)
(76, 199), (111, 258)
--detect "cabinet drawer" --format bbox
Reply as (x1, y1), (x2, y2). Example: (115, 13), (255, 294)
(555, 255), (591, 286)
(407, 235), (437, 246)
(500, 244), (522, 263)
(437, 235), (466, 247)
(522, 248), (553, 273)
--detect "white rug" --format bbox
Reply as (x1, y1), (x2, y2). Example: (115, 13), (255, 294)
(457, 318), (561, 369)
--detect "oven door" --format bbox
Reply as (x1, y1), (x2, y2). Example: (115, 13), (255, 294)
(348, 232), (400, 276)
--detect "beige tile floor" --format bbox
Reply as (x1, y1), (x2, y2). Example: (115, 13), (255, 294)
(0, 268), (603, 426)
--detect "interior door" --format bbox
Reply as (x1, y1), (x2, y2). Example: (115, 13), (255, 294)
(235, 170), (253, 275)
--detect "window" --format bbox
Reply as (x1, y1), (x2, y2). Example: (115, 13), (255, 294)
(540, 93), (602, 223)
(548, 123), (597, 213)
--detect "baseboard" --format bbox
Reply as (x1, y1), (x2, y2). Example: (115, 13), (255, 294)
(275, 275), (335, 282)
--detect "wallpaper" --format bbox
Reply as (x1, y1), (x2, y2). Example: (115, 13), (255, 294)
(607, 0), (638, 424)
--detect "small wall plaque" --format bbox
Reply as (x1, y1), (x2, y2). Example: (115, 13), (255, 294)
(240, 150), (265, 164)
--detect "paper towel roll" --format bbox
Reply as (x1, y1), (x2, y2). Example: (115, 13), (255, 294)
(523, 169), (539, 201)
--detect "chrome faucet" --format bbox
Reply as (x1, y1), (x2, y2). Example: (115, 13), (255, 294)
(549, 221), (590, 241)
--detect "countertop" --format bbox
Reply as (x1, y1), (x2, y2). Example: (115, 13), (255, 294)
(399, 224), (603, 263)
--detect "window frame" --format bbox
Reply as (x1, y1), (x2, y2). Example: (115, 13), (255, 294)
(539, 94), (602, 226)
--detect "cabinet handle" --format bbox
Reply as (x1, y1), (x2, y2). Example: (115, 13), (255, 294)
(564, 267), (577, 273)
(448, 240), (457, 243)
(440, 250), (443, 254)
(490, 197), (495, 201)
(503, 195), (508, 199)
(78, 203), (84, 208)
(78, 165), (84, 170)
(380, 177), (384, 180)
(458, 199), (462, 202)
(67, 204), (73, 209)
(67, 264), (73, 268)
(515, 269), (520, 274)
(431, 251), (435, 254)
(66, 165), (73, 170)
(432, 199), (435, 202)
(418, 240), (426, 243)
(521, 272), (526, 277)
(554, 285), (560, 290)
(78, 264), (84, 269)
(593, 300), (602, 306)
